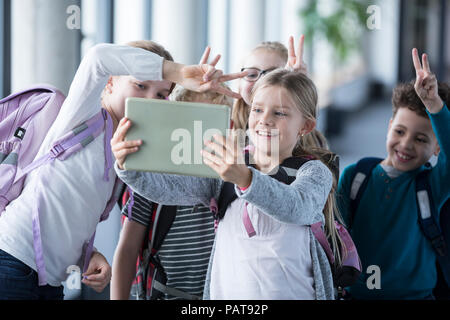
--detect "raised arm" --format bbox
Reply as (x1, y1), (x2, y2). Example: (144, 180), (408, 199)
(412, 48), (444, 114)
(412, 48), (450, 204)
(39, 44), (165, 152)
(201, 134), (331, 225)
(42, 43), (246, 152)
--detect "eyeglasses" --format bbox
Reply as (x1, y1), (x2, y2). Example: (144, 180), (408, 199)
(240, 67), (277, 82)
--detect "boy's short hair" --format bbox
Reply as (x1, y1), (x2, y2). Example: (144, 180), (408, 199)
(392, 81), (450, 118)
(169, 85), (234, 108)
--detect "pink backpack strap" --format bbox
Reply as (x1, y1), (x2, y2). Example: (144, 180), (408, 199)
(311, 221), (362, 272)
(311, 222), (335, 265)
(243, 202), (256, 237)
(335, 221), (361, 271)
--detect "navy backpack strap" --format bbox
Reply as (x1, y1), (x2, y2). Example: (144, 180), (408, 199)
(151, 205), (178, 252)
(415, 168), (450, 288)
(438, 199), (450, 288)
(415, 168), (445, 255)
(349, 157), (383, 228)
(216, 182), (237, 220)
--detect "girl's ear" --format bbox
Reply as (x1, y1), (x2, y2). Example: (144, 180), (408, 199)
(300, 119), (316, 136)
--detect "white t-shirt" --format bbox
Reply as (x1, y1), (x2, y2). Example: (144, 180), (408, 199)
(0, 44), (163, 286)
(210, 197), (315, 300)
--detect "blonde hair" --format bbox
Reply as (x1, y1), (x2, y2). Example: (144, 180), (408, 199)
(170, 84), (233, 107)
(252, 69), (346, 266)
(126, 40), (174, 62)
(232, 41), (288, 130)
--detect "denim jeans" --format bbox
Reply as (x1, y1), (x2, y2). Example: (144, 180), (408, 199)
(0, 249), (64, 300)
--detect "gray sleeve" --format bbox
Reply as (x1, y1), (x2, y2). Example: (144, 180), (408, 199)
(235, 160), (332, 226)
(114, 162), (222, 207)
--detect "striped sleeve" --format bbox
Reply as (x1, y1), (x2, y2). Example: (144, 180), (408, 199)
(121, 192), (154, 227)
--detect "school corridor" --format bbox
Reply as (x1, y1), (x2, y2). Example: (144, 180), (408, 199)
(328, 99), (392, 171)
(0, 0), (448, 301)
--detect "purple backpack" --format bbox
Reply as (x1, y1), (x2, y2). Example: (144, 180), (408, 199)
(0, 85), (122, 285)
(0, 85), (64, 211)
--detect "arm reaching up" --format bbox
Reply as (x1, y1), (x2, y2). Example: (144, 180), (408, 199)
(412, 48), (444, 114)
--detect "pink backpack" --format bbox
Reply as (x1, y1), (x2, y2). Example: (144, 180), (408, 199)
(0, 85), (122, 285)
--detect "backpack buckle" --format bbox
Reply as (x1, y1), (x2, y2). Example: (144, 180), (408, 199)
(50, 144), (65, 159)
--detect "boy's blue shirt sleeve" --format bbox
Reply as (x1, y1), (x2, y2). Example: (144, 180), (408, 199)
(427, 104), (450, 210)
(337, 163), (357, 227)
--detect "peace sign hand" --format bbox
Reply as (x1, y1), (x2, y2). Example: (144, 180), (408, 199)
(412, 48), (444, 114)
(286, 35), (308, 75)
(179, 65), (248, 99)
(199, 46), (222, 66)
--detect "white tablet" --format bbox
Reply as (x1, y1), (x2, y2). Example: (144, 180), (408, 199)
(123, 97), (231, 178)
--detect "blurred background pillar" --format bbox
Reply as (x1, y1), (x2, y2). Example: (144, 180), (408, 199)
(114, 0), (146, 44)
(207, 0), (229, 72)
(11, 0), (81, 95)
(228, 0), (265, 72)
(152, 0), (208, 64)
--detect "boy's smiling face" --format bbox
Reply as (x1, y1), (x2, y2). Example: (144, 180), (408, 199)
(384, 106), (440, 172)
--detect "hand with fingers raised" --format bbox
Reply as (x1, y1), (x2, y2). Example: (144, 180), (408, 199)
(286, 35), (308, 75)
(111, 118), (142, 170)
(163, 52), (248, 100)
(178, 65), (246, 99)
(199, 46), (222, 66)
(412, 48), (444, 114)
